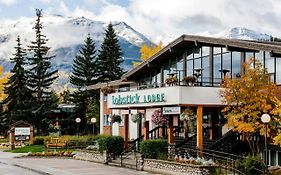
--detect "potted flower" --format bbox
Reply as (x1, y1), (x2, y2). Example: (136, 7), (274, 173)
(165, 76), (178, 86)
(131, 113), (142, 123)
(151, 109), (168, 126)
(101, 86), (115, 95)
(182, 76), (196, 86)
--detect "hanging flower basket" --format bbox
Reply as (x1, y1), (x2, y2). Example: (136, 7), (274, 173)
(131, 113), (142, 123)
(101, 86), (115, 95)
(180, 108), (195, 121)
(182, 76), (196, 86)
(151, 109), (168, 126)
(165, 76), (178, 86)
(111, 114), (122, 123)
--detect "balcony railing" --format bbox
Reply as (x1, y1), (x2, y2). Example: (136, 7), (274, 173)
(115, 77), (222, 93)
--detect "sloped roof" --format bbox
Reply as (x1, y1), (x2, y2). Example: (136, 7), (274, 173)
(121, 35), (281, 80)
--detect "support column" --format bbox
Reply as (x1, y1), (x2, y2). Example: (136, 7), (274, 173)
(168, 115), (174, 144)
(143, 121), (149, 140)
(29, 126), (34, 145)
(197, 105), (203, 157)
(124, 114), (129, 149)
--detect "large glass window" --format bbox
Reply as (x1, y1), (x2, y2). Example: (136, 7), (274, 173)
(222, 48), (231, 78)
(265, 52), (275, 82)
(202, 55), (210, 86)
(276, 58), (281, 84)
(213, 47), (222, 85)
(232, 51), (241, 77)
(186, 53), (193, 76)
(201, 46), (209, 84)
(255, 51), (264, 67)
(245, 52), (254, 61)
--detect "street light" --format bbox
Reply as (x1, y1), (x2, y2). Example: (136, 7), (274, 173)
(75, 117), (81, 136)
(91, 118), (97, 135)
(261, 114), (271, 169)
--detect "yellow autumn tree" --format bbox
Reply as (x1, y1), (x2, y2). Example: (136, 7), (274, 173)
(133, 42), (163, 67)
(0, 66), (9, 101)
(220, 58), (281, 153)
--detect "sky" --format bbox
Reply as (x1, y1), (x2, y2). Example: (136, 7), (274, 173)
(1, 0), (281, 43)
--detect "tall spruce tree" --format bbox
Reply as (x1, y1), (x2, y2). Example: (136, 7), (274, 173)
(95, 23), (124, 82)
(70, 35), (98, 134)
(27, 9), (58, 133)
(70, 35), (97, 87)
(2, 36), (31, 125)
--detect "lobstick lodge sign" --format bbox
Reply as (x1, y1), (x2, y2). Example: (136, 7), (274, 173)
(112, 93), (166, 105)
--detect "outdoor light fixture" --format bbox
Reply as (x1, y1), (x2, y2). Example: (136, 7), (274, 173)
(75, 117), (81, 136)
(91, 118), (97, 135)
(261, 114), (271, 170)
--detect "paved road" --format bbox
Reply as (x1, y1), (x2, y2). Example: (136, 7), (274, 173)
(0, 151), (155, 175)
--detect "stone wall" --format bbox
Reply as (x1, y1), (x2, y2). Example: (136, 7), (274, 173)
(143, 159), (212, 175)
(74, 150), (105, 163)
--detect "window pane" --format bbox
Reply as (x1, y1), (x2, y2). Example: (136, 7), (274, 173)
(194, 47), (201, 59)
(246, 52), (254, 61)
(276, 58), (281, 84)
(213, 53), (221, 85)
(202, 46), (209, 56)
(255, 51), (264, 67)
(222, 52), (231, 77)
(265, 52), (275, 81)
(186, 53), (193, 76)
(232, 52), (241, 77)
(202, 55), (210, 86)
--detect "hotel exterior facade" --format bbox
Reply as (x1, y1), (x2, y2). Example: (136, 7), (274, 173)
(92, 35), (281, 166)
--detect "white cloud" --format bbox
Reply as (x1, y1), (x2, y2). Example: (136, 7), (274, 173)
(39, 0), (281, 44)
(0, 0), (16, 6)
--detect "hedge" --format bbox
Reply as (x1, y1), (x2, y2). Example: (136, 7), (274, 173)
(140, 139), (168, 159)
(33, 135), (108, 148)
(98, 136), (124, 156)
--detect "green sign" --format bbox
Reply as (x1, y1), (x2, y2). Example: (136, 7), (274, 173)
(112, 93), (165, 105)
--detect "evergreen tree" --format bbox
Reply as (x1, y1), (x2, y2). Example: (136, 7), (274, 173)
(70, 35), (97, 88)
(70, 35), (98, 134)
(2, 36), (31, 125)
(27, 9), (58, 133)
(95, 23), (124, 82)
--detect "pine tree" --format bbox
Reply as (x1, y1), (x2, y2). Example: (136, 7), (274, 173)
(95, 23), (124, 82)
(70, 35), (97, 88)
(70, 35), (98, 134)
(27, 9), (58, 133)
(2, 36), (31, 125)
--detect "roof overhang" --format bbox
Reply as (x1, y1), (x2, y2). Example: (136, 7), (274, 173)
(122, 35), (281, 80)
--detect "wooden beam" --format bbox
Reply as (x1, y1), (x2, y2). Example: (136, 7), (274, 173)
(124, 114), (129, 149)
(168, 115), (174, 144)
(197, 105), (203, 158)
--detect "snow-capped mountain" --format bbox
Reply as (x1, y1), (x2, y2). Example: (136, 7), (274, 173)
(0, 15), (152, 91)
(216, 27), (272, 41)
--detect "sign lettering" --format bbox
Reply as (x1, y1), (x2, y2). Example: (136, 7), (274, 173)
(112, 93), (166, 105)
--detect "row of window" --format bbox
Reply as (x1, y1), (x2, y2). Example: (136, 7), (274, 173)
(138, 46), (281, 87)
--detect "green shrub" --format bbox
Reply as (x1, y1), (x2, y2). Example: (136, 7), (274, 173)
(33, 136), (45, 145)
(66, 135), (109, 148)
(235, 155), (266, 175)
(140, 139), (168, 159)
(98, 136), (124, 156)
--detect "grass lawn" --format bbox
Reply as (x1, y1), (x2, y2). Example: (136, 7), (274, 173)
(0, 138), (8, 143)
(4, 145), (46, 153)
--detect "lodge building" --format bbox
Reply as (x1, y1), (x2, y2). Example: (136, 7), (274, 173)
(90, 35), (281, 166)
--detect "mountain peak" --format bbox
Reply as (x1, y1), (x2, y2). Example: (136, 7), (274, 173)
(225, 27), (271, 41)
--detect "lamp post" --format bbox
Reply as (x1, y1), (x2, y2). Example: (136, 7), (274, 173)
(91, 118), (97, 135)
(75, 117), (81, 136)
(261, 114), (271, 169)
